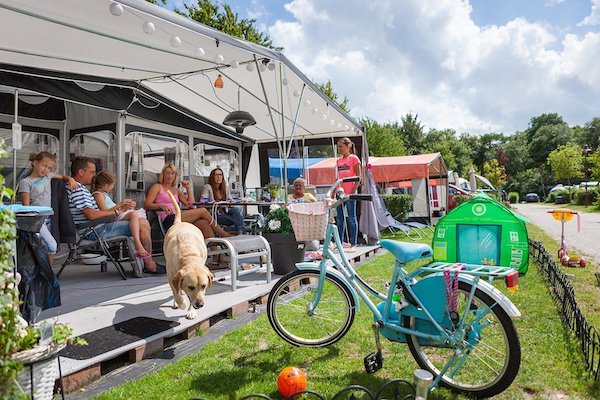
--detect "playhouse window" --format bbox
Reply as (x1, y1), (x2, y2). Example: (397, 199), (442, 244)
(456, 224), (501, 265)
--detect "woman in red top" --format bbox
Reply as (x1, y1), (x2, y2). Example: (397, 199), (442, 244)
(336, 137), (361, 250)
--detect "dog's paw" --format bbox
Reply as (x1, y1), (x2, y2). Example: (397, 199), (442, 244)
(186, 309), (197, 319)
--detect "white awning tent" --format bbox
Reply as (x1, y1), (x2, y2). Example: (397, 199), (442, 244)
(0, 0), (362, 146)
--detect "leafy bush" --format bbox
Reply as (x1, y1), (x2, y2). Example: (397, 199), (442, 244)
(453, 194), (471, 207)
(381, 194), (412, 221)
(0, 146), (20, 398)
(508, 192), (519, 203)
(547, 191), (556, 203)
(573, 187), (598, 205)
(554, 189), (571, 203)
(262, 204), (293, 236)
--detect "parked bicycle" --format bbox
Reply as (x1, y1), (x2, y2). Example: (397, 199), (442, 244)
(267, 177), (521, 398)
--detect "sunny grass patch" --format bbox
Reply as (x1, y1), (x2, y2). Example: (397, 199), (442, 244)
(93, 230), (600, 400)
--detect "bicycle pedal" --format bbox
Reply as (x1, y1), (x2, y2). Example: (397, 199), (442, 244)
(363, 351), (383, 373)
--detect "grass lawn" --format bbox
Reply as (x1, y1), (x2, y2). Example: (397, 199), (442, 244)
(92, 227), (600, 400)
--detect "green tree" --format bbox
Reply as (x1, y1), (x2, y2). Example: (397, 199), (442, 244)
(589, 149), (600, 181)
(504, 131), (532, 178)
(580, 117), (600, 152)
(398, 113), (425, 155)
(423, 129), (471, 175)
(178, 0), (280, 50)
(504, 168), (542, 199)
(547, 143), (584, 186)
(525, 113), (565, 142)
(482, 159), (506, 189)
(361, 118), (407, 157)
(314, 80), (350, 113)
(528, 124), (573, 166)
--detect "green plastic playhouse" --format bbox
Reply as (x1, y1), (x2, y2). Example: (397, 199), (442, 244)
(433, 193), (530, 273)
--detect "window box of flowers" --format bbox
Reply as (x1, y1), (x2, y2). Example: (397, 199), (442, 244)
(261, 204), (305, 275)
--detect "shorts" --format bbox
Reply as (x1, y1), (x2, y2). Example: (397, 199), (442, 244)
(162, 214), (176, 232)
(85, 221), (131, 241)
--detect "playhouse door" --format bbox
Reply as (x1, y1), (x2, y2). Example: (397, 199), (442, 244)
(457, 224), (501, 265)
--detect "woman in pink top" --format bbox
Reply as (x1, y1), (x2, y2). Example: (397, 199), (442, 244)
(336, 137), (361, 250)
(144, 164), (232, 239)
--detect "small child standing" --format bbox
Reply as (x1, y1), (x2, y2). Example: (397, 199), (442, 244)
(19, 151), (78, 265)
(91, 170), (151, 259)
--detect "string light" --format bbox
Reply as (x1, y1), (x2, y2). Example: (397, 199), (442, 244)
(105, 2), (359, 134)
(194, 47), (205, 57)
(170, 36), (181, 47)
(143, 21), (155, 34)
(109, 2), (123, 16)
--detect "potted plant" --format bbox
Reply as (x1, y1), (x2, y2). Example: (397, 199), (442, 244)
(262, 204), (305, 275)
(264, 183), (281, 202)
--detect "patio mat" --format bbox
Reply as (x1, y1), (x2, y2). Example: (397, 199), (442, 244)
(59, 317), (180, 360)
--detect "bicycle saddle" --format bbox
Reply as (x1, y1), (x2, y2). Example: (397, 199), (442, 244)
(380, 240), (433, 263)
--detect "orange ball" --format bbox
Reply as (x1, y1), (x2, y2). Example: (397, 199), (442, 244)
(277, 366), (307, 398)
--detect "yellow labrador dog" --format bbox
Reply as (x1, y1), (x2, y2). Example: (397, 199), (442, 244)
(163, 191), (213, 319)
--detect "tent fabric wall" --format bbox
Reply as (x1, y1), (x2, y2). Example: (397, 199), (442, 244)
(432, 193), (530, 273)
(307, 153), (444, 185)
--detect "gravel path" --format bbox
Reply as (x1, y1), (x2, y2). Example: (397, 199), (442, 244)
(512, 203), (600, 268)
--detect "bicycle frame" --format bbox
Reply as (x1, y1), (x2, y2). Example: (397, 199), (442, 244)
(296, 185), (521, 389)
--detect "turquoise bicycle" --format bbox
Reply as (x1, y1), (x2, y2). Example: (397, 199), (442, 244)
(267, 177), (521, 398)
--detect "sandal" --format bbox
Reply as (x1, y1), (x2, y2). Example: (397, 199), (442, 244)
(134, 250), (152, 260)
(143, 263), (166, 275)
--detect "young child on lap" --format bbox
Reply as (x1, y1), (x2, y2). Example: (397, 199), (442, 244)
(91, 170), (151, 259)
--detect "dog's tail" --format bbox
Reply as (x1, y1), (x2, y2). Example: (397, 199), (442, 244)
(166, 190), (182, 225)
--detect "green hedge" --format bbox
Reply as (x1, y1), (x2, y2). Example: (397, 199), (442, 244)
(381, 194), (412, 221)
(508, 192), (519, 203)
(573, 187), (599, 205)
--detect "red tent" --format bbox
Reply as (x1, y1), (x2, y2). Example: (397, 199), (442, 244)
(307, 153), (446, 185)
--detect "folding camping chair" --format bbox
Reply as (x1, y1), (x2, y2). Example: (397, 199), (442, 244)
(384, 213), (423, 241)
(403, 220), (435, 238)
(56, 216), (143, 280)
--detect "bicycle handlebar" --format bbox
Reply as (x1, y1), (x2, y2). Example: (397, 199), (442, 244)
(325, 177), (372, 209)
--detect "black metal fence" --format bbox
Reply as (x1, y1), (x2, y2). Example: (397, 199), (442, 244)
(190, 379), (416, 400)
(529, 239), (600, 380)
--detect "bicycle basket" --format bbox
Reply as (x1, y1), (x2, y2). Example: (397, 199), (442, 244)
(288, 201), (327, 241)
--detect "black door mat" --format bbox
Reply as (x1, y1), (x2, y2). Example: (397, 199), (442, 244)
(60, 316), (180, 360)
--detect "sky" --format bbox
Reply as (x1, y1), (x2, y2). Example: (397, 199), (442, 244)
(166, 0), (600, 135)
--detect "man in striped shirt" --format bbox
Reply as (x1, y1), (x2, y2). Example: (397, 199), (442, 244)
(67, 156), (165, 274)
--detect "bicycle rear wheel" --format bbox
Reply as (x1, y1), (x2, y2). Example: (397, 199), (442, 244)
(267, 270), (356, 347)
(405, 280), (521, 398)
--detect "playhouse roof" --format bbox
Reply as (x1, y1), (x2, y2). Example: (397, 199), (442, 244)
(451, 193), (529, 223)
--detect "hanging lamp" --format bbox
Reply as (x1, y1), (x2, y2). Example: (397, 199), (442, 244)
(223, 86), (256, 133)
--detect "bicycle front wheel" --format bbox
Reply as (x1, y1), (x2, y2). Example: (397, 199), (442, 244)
(267, 270), (356, 347)
(405, 280), (521, 398)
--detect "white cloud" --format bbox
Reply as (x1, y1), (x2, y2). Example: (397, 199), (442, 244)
(268, 0), (600, 134)
(579, 0), (600, 26)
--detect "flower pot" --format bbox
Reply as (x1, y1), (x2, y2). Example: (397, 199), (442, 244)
(13, 343), (65, 400)
(262, 232), (305, 275)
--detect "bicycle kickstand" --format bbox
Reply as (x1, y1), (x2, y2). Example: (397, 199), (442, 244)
(364, 322), (384, 373)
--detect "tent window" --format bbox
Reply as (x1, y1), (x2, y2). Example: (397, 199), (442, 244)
(0, 129), (60, 191)
(456, 224), (501, 265)
(123, 132), (190, 204)
(70, 131), (115, 174)
(193, 143), (240, 195)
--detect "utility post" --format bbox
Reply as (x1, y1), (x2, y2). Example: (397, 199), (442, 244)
(581, 144), (592, 208)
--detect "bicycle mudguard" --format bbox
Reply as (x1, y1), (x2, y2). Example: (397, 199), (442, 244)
(295, 262), (361, 311)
